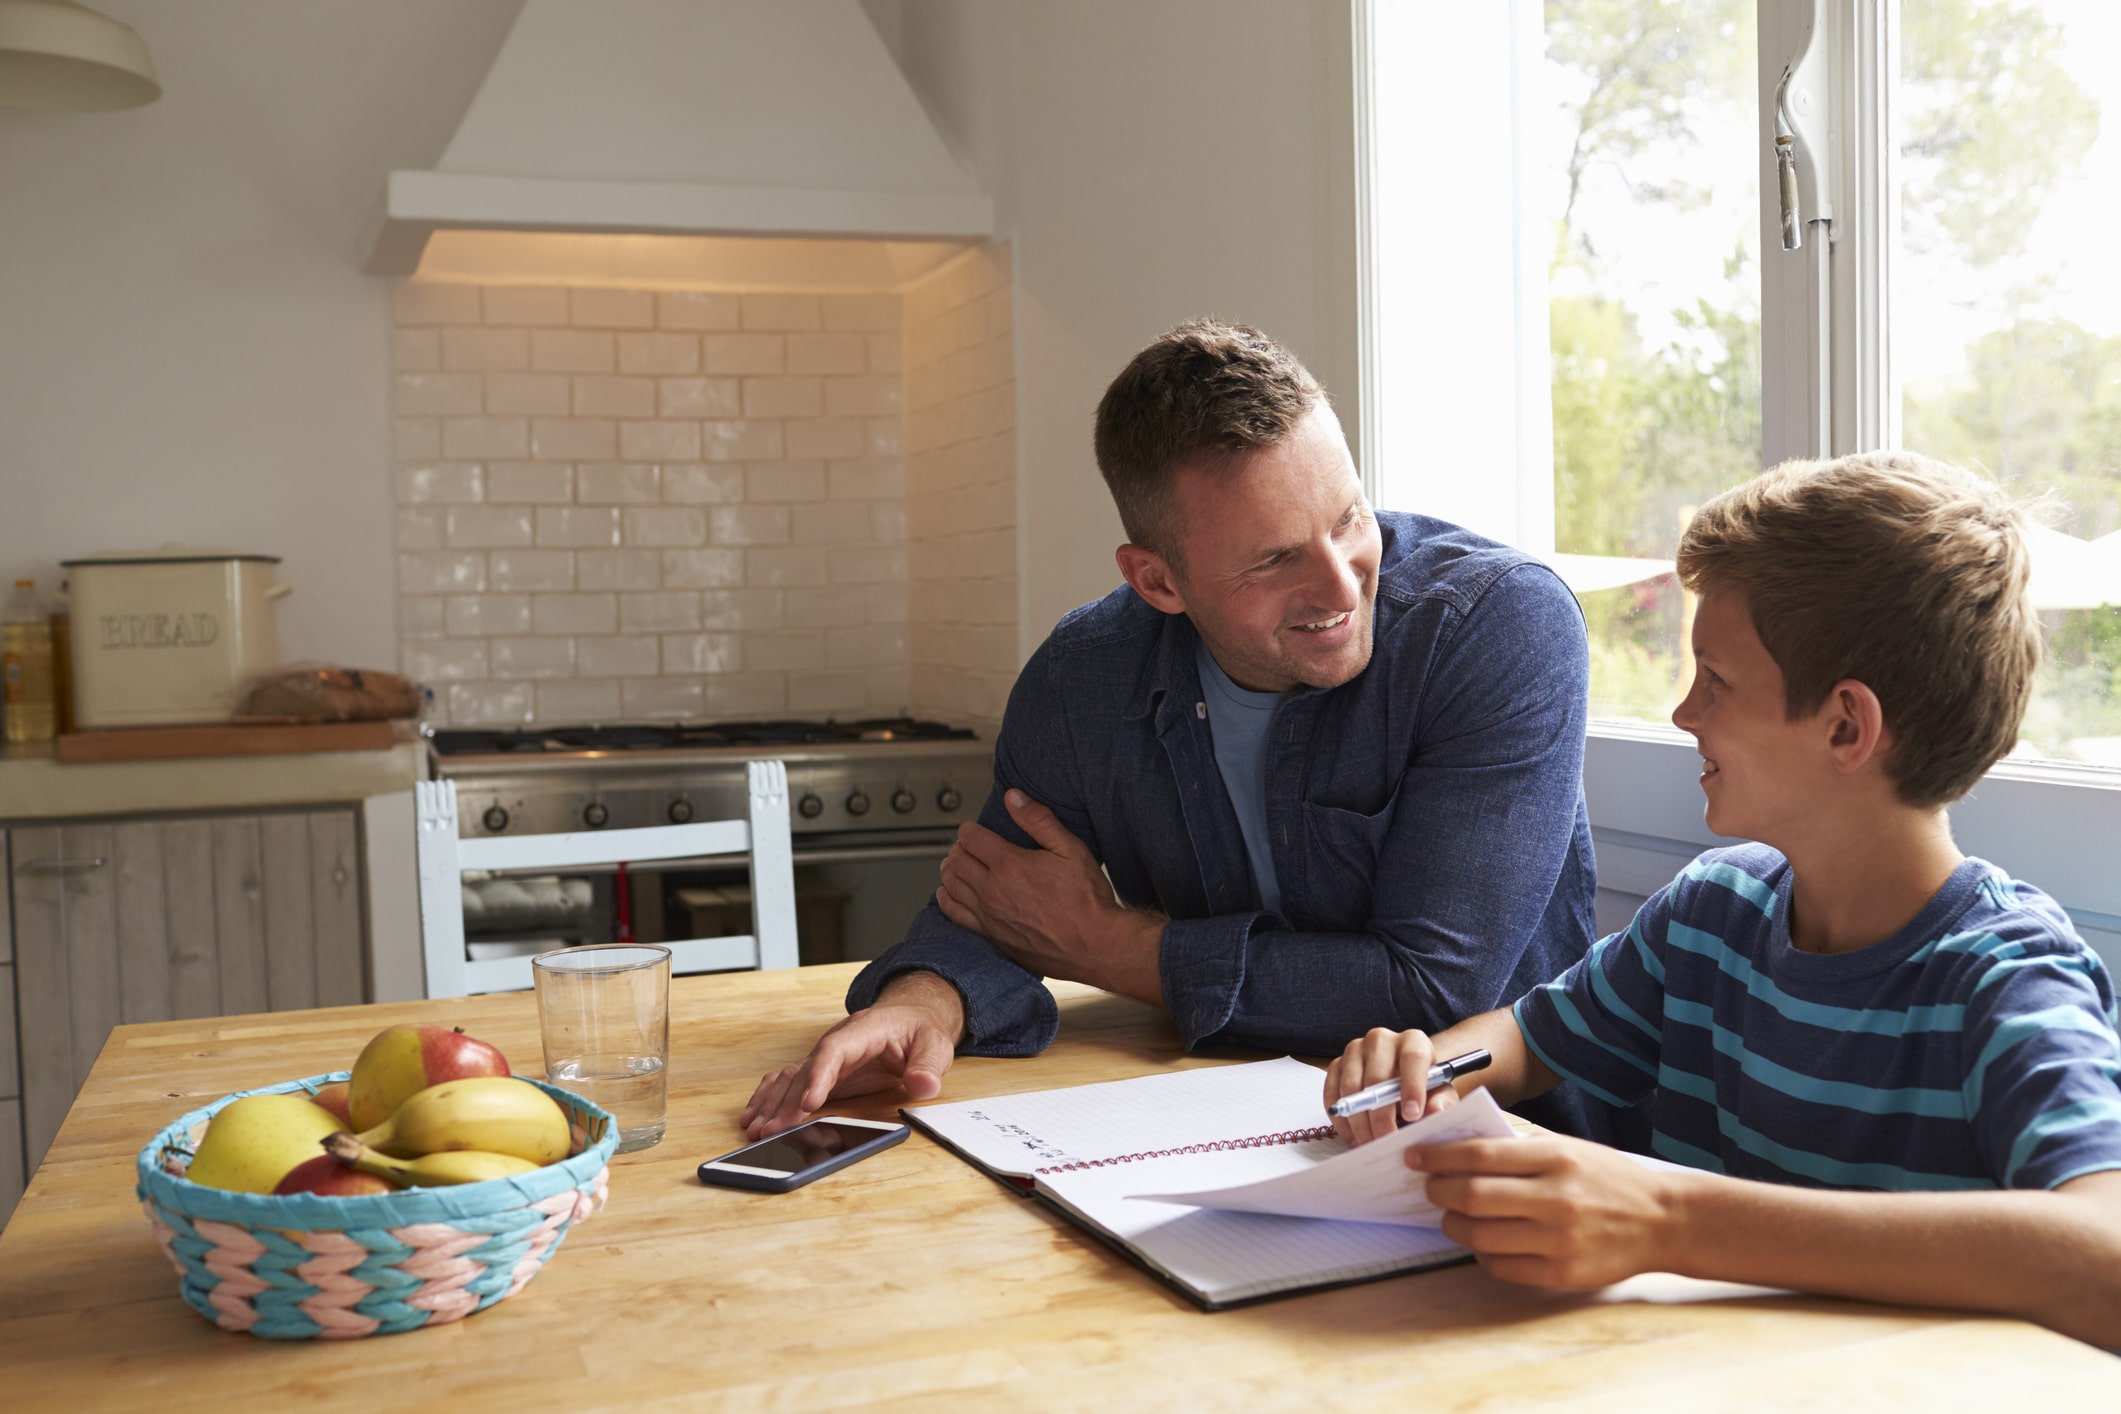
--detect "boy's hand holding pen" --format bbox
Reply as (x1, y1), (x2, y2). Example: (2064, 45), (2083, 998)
(1324, 1027), (1492, 1147)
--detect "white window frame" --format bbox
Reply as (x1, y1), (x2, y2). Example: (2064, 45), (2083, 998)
(1354, 0), (2121, 969)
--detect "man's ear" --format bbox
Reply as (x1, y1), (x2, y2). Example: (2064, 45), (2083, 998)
(1824, 679), (1890, 775)
(1116, 544), (1188, 615)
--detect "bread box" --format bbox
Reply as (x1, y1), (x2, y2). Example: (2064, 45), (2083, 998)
(62, 549), (290, 728)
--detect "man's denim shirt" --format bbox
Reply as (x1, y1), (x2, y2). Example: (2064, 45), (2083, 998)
(850, 512), (1616, 1140)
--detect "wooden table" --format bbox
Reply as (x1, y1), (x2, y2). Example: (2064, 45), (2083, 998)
(1, 965), (2112, 1410)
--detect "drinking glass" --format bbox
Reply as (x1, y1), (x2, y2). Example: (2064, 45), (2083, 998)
(532, 943), (671, 1154)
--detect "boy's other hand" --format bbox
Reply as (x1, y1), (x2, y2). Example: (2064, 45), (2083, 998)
(1410, 1135), (1679, 1288)
(1326, 1026), (1460, 1147)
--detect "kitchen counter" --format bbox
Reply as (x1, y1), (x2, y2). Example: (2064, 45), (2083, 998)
(2, 967), (2115, 1410)
(0, 729), (424, 821)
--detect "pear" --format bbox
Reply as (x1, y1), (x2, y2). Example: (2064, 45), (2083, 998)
(185, 1093), (349, 1194)
(348, 1024), (512, 1131)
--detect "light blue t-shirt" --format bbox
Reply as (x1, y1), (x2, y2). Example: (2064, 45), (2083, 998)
(1196, 640), (1287, 915)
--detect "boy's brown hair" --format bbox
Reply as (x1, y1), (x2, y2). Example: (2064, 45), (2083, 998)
(1676, 451), (2040, 808)
(1093, 319), (1325, 566)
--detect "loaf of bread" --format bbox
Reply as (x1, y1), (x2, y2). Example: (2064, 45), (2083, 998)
(238, 665), (426, 721)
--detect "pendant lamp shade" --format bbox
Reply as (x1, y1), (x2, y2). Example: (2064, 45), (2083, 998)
(0, 0), (159, 111)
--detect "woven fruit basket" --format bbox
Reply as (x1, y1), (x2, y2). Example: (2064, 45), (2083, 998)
(136, 1072), (617, 1340)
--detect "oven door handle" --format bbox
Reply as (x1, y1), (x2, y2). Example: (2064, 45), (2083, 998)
(471, 840), (952, 878)
(792, 841), (953, 866)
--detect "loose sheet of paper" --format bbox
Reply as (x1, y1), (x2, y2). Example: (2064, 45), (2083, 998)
(1130, 1087), (1519, 1225)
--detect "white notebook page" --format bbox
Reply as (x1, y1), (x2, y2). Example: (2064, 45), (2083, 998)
(905, 1056), (1332, 1175)
(1038, 1140), (1466, 1305)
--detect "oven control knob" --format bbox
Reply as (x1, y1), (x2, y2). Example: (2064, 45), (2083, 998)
(845, 790), (871, 817)
(797, 792), (825, 819)
(481, 805), (510, 833)
(937, 786), (963, 812)
(891, 788), (916, 815)
(583, 802), (609, 829)
(667, 799), (694, 824)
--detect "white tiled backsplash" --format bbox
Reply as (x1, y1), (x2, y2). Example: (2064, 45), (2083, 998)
(904, 244), (1019, 731)
(392, 254), (1018, 731)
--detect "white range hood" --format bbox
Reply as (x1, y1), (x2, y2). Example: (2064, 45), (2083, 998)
(363, 0), (992, 275)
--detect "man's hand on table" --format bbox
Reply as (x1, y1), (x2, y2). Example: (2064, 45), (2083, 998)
(738, 971), (965, 1139)
(936, 788), (1166, 1007)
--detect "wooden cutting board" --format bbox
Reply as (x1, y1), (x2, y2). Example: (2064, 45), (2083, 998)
(54, 720), (397, 763)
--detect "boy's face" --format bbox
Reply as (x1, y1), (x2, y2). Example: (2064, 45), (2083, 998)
(1670, 590), (1843, 844)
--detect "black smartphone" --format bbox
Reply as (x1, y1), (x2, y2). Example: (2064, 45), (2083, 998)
(696, 1116), (910, 1193)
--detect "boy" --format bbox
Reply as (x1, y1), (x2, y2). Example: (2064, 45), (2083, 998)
(1326, 452), (2121, 1347)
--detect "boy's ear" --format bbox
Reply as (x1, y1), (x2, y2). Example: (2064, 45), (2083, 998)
(1116, 544), (1188, 616)
(1824, 679), (1890, 774)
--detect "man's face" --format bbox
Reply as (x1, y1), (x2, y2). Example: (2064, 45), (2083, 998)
(1670, 590), (1838, 844)
(1154, 405), (1382, 693)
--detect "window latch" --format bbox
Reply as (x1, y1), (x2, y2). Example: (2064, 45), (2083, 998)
(1773, 3), (1836, 254)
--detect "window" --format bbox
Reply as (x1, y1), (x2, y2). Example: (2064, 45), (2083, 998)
(1895, 0), (2121, 764)
(1361, 0), (2119, 755)
(1360, 0), (1761, 725)
(1358, 0), (2121, 961)
(1541, 0), (1761, 724)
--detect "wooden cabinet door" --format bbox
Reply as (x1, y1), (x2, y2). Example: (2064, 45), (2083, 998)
(11, 824), (121, 1178)
(10, 807), (366, 1175)
(0, 829), (19, 1227)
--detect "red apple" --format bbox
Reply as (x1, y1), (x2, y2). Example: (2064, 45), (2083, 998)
(348, 1024), (512, 1131)
(309, 1081), (353, 1127)
(273, 1153), (401, 1196)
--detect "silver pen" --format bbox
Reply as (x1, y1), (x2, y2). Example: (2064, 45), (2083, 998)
(1327, 1049), (1492, 1118)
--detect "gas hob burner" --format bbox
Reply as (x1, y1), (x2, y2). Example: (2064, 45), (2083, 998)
(844, 717), (979, 743)
(426, 724), (682, 755)
(426, 716), (979, 757)
(680, 717), (979, 747)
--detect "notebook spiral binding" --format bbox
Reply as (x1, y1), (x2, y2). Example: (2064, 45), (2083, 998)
(1035, 1125), (1335, 1175)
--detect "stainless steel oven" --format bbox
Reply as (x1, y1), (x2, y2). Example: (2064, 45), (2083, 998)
(425, 719), (991, 980)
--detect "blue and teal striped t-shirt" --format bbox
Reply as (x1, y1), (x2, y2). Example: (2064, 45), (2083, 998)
(1514, 845), (2121, 1192)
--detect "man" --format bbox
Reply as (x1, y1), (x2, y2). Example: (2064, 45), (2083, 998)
(742, 319), (1617, 1142)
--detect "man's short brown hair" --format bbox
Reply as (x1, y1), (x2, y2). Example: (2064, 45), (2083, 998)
(1676, 451), (2040, 809)
(1093, 319), (1326, 562)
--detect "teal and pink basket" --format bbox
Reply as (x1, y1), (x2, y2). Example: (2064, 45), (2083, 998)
(136, 1072), (617, 1340)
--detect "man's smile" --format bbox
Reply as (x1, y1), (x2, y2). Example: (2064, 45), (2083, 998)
(1290, 612), (1351, 633)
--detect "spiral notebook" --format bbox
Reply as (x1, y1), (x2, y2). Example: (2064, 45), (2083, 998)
(903, 1056), (1515, 1309)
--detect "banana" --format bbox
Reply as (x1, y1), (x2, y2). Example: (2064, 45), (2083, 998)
(322, 1132), (541, 1186)
(351, 1076), (571, 1165)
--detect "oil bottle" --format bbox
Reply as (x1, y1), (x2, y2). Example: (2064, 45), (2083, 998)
(3, 578), (56, 744)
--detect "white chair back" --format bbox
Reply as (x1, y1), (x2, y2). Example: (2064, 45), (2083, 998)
(415, 760), (799, 997)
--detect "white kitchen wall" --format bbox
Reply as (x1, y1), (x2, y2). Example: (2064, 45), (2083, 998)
(392, 281), (911, 725)
(1, 1), (1358, 702)
(904, 244), (1018, 734)
(0, 1), (521, 670)
(888, 0), (1362, 651)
